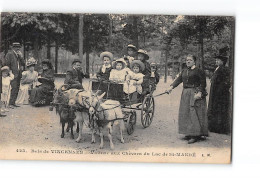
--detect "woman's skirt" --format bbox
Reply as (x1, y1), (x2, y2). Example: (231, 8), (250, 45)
(16, 84), (31, 105)
(178, 88), (208, 136)
(29, 83), (54, 106)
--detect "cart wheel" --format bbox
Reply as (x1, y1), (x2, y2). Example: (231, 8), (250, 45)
(141, 95), (155, 128)
(126, 111), (136, 135)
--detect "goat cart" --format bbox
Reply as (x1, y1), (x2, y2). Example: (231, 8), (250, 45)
(91, 79), (156, 135)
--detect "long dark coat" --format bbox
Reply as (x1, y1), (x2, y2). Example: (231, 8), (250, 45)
(208, 66), (231, 134)
(4, 50), (25, 105)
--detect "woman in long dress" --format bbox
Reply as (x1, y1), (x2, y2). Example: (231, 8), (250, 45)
(29, 59), (55, 106)
(15, 58), (38, 105)
(208, 55), (231, 134)
(168, 54), (208, 144)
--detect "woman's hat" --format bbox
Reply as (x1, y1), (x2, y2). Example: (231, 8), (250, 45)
(100, 51), (113, 61)
(137, 49), (149, 60)
(127, 44), (137, 51)
(42, 59), (53, 69)
(1, 66), (10, 72)
(130, 60), (145, 71)
(26, 57), (37, 67)
(112, 58), (127, 69)
(214, 47), (229, 65)
(214, 55), (228, 65)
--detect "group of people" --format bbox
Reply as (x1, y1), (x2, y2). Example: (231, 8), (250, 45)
(0, 42), (55, 117)
(167, 53), (231, 144)
(0, 42), (231, 145)
(63, 44), (160, 101)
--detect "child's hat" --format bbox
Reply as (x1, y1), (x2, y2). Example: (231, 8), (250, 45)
(112, 58), (127, 69)
(127, 44), (137, 51)
(137, 49), (149, 60)
(130, 60), (145, 71)
(1, 66), (10, 72)
(100, 51), (113, 61)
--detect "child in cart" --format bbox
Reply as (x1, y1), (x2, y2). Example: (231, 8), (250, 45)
(149, 62), (160, 91)
(123, 44), (137, 68)
(123, 60), (145, 102)
(96, 51), (113, 81)
(109, 58), (128, 83)
(1, 66), (14, 112)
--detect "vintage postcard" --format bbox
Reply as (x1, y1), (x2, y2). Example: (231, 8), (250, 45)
(0, 12), (234, 163)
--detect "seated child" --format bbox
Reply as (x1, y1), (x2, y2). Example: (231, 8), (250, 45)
(123, 44), (137, 68)
(1, 66), (14, 112)
(137, 49), (152, 95)
(109, 58), (128, 83)
(123, 60), (145, 101)
(96, 51), (113, 81)
(149, 62), (160, 91)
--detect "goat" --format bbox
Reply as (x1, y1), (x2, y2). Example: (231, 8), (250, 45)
(83, 92), (125, 150)
(64, 89), (95, 143)
(53, 86), (79, 139)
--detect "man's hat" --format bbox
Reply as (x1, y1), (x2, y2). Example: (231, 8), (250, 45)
(130, 60), (145, 71)
(12, 42), (21, 48)
(100, 51), (113, 61)
(127, 44), (137, 51)
(112, 58), (127, 69)
(1, 66), (10, 72)
(72, 59), (82, 65)
(137, 49), (149, 60)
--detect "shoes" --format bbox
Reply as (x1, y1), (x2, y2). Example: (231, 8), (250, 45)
(10, 104), (20, 108)
(182, 136), (191, 140)
(188, 138), (198, 144)
(0, 114), (7, 117)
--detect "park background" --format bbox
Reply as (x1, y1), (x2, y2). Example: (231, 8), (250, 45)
(1, 13), (234, 83)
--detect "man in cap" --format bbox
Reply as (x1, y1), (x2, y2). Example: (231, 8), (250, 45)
(64, 59), (88, 89)
(3, 42), (25, 108)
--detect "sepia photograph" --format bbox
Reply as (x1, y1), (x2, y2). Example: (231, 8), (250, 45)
(0, 12), (234, 164)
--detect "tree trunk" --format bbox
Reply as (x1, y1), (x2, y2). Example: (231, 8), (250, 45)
(85, 50), (90, 78)
(132, 15), (139, 49)
(54, 40), (58, 73)
(79, 14), (84, 62)
(198, 34), (204, 70)
(109, 15), (113, 50)
(164, 49), (168, 83)
(47, 33), (51, 59)
(33, 37), (39, 61)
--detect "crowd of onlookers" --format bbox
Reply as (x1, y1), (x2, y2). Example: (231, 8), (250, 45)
(0, 42), (55, 117)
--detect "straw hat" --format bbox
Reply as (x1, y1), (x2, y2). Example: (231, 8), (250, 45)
(1, 66), (10, 72)
(130, 60), (145, 71)
(127, 44), (137, 51)
(137, 49), (149, 60)
(112, 58), (127, 69)
(100, 51), (113, 61)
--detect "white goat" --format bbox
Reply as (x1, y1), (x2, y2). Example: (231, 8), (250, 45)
(83, 92), (125, 150)
(64, 89), (96, 143)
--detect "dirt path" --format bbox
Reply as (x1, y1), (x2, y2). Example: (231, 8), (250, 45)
(0, 78), (231, 153)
